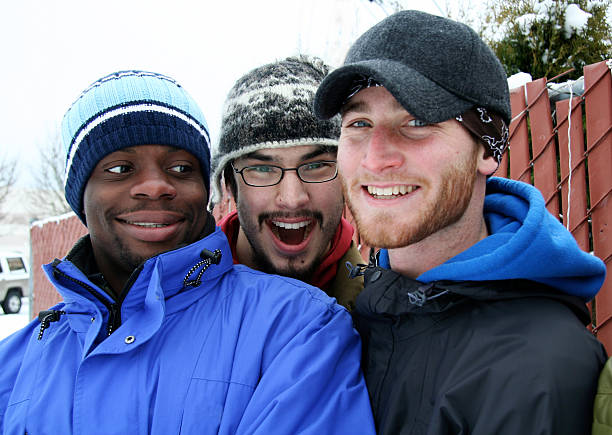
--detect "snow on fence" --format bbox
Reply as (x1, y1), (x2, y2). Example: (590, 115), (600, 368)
(31, 60), (612, 351)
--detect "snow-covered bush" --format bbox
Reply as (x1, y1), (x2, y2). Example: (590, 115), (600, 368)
(482, 0), (611, 80)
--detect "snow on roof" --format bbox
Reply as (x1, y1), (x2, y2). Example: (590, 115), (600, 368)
(30, 211), (76, 228)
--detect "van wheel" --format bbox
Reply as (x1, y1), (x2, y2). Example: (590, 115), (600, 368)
(2, 290), (22, 314)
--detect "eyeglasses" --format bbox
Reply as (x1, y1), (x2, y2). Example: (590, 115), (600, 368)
(231, 160), (338, 187)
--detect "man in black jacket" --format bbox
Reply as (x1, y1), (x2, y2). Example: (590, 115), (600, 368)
(313, 10), (607, 434)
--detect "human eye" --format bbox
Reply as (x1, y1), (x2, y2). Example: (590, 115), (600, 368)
(106, 164), (132, 174)
(406, 118), (430, 127)
(345, 119), (371, 128)
(168, 164), (193, 174)
(301, 161), (325, 171)
(247, 165), (276, 174)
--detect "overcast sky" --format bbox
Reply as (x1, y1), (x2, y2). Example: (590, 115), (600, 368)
(0, 0), (450, 187)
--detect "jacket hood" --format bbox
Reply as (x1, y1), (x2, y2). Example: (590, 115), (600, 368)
(380, 177), (606, 301)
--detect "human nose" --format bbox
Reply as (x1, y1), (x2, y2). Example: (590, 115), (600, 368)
(129, 167), (177, 200)
(361, 126), (404, 173)
(275, 170), (309, 209)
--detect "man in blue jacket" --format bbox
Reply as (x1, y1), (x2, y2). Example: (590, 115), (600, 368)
(0, 70), (375, 434)
(314, 10), (607, 435)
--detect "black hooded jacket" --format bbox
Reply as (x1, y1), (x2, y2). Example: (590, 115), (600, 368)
(353, 266), (607, 435)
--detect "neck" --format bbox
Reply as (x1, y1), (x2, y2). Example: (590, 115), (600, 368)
(95, 258), (132, 299)
(388, 179), (489, 279)
(236, 228), (257, 269)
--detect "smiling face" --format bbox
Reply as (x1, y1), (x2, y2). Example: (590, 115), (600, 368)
(230, 145), (344, 282)
(83, 145), (208, 293)
(338, 86), (496, 250)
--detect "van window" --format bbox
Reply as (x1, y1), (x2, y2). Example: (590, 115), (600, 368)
(7, 257), (25, 272)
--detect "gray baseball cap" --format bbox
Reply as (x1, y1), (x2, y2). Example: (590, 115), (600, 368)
(314, 10), (511, 124)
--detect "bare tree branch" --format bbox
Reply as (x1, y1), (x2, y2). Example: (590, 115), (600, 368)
(27, 131), (71, 219)
(368, 0), (409, 15)
(0, 152), (17, 218)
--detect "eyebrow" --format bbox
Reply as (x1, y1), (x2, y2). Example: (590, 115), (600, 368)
(341, 95), (405, 117)
(340, 100), (369, 116)
(244, 147), (335, 163)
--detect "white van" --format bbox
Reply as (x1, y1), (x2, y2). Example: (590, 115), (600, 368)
(0, 252), (29, 314)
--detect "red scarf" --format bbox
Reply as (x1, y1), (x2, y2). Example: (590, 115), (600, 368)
(218, 211), (354, 291)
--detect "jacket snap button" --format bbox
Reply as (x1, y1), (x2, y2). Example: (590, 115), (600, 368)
(124, 335), (135, 344)
(370, 270), (382, 282)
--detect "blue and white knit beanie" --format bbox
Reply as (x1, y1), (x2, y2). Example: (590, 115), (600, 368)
(61, 70), (211, 223)
(210, 55), (340, 204)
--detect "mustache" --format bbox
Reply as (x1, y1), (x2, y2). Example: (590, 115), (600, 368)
(341, 172), (427, 186)
(258, 210), (323, 227)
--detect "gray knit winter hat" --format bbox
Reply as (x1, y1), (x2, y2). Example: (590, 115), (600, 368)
(210, 55), (341, 204)
(314, 10), (511, 125)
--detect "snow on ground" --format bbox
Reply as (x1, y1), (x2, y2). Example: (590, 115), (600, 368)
(0, 298), (31, 341)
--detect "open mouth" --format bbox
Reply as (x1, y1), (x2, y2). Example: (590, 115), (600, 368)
(267, 219), (315, 245)
(367, 185), (419, 199)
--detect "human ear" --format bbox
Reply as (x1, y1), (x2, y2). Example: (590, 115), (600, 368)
(477, 145), (498, 176)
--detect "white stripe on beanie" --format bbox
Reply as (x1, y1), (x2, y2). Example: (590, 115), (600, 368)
(64, 103), (210, 186)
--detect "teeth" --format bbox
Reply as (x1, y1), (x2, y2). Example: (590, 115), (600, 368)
(273, 221), (310, 230)
(127, 222), (168, 228)
(367, 185), (416, 197)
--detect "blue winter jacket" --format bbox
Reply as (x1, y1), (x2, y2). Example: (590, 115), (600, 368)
(0, 228), (376, 434)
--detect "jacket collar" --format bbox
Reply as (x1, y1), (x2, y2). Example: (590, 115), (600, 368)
(46, 227), (233, 313)
(356, 266), (591, 325)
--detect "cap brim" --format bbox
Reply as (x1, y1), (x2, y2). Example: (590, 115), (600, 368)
(314, 59), (473, 124)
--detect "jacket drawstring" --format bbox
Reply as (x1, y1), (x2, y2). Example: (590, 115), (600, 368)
(183, 249), (222, 288)
(407, 283), (449, 307)
(346, 261), (368, 279)
(38, 310), (65, 340)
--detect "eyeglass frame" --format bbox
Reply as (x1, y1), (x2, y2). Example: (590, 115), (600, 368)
(230, 160), (338, 187)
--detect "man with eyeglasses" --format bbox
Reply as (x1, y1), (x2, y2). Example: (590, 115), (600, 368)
(210, 56), (364, 310)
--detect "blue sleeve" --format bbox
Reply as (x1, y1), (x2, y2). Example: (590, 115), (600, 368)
(0, 321), (39, 426)
(235, 304), (375, 435)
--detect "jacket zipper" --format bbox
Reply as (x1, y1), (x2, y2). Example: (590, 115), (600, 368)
(52, 263), (121, 335)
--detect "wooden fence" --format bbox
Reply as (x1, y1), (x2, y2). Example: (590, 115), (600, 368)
(498, 60), (611, 350)
(30, 61), (612, 351)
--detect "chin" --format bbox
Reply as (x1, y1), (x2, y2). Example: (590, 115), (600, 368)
(263, 256), (317, 282)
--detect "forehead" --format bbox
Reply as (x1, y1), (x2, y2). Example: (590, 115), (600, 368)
(241, 145), (336, 164)
(341, 86), (406, 116)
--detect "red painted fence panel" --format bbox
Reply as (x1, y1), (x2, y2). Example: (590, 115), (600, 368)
(501, 61), (611, 351)
(584, 62), (612, 350)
